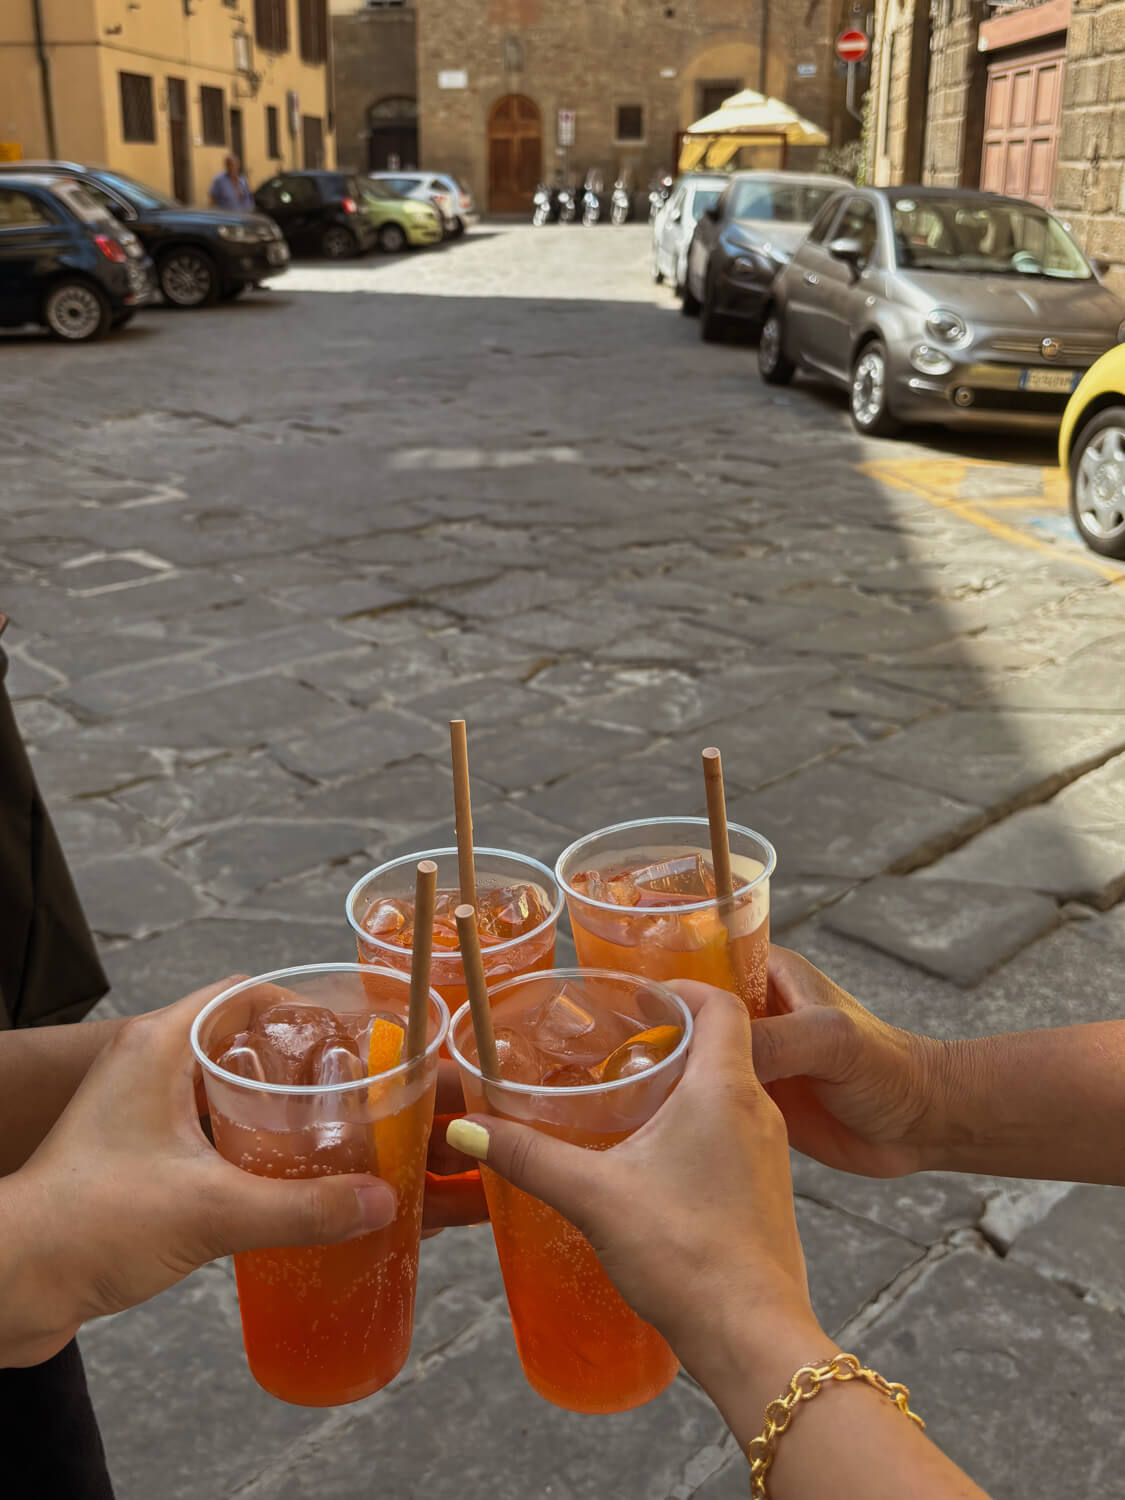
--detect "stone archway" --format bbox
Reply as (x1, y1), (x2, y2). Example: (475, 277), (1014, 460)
(487, 93), (542, 213)
(367, 96), (418, 170)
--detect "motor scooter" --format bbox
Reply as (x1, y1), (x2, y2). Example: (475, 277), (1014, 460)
(581, 169), (603, 226)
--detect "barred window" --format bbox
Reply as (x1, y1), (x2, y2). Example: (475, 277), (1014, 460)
(299, 0), (328, 64)
(616, 104), (644, 141)
(255, 0), (289, 54)
(119, 72), (156, 143)
(266, 104), (281, 158)
(201, 86), (226, 147)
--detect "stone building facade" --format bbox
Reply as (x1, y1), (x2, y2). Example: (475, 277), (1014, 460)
(332, 0), (865, 210)
(869, 0), (1125, 287)
(332, 0), (419, 170)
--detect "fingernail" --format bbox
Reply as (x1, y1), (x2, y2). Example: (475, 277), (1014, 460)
(353, 1182), (396, 1233)
(446, 1118), (490, 1161)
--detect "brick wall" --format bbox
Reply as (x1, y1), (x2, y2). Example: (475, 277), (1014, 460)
(924, 0), (989, 185)
(1054, 0), (1125, 289)
(869, 0), (929, 183)
(415, 0), (858, 210)
(332, 5), (417, 171)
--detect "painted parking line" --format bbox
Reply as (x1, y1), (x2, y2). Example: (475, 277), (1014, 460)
(860, 455), (1125, 583)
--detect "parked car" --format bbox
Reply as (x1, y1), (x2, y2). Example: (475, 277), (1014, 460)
(759, 185), (1125, 437)
(254, 170), (379, 259)
(1059, 344), (1125, 557)
(4, 160), (288, 308)
(368, 171), (478, 236)
(651, 172), (727, 291)
(359, 180), (443, 252)
(0, 172), (155, 341)
(683, 171), (849, 340)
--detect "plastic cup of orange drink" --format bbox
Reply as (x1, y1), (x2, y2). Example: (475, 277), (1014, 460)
(346, 847), (563, 1212)
(556, 817), (776, 1018)
(448, 967), (692, 1414)
(191, 963), (448, 1407)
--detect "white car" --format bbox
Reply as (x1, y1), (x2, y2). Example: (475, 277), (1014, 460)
(367, 172), (478, 237)
(651, 173), (727, 292)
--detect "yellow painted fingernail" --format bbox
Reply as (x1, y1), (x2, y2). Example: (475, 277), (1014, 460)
(446, 1119), (490, 1161)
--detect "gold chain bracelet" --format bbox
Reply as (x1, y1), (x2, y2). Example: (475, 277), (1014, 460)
(747, 1352), (925, 1498)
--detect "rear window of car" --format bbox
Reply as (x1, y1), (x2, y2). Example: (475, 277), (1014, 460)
(53, 181), (111, 224)
(730, 180), (841, 224)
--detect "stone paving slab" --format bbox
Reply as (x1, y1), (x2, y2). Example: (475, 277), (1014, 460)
(1010, 1184), (1125, 1312)
(822, 876), (1061, 986)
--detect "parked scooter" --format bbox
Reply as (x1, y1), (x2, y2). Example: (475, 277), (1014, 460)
(532, 182), (553, 226)
(556, 183), (577, 223)
(611, 177), (631, 226)
(581, 169), (603, 226)
(648, 172), (674, 222)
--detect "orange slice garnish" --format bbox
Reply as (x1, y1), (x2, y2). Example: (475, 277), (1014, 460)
(367, 1016), (405, 1077)
(367, 1018), (411, 1192)
(599, 1024), (683, 1083)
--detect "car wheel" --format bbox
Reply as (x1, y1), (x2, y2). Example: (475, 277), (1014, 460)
(159, 248), (219, 307)
(379, 223), (408, 253)
(850, 340), (901, 437)
(700, 273), (727, 343)
(321, 226), (358, 259)
(680, 277), (701, 315)
(758, 308), (795, 386)
(43, 280), (112, 342)
(451, 218), (466, 238)
(1069, 407), (1125, 558)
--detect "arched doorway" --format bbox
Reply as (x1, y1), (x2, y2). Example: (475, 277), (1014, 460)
(367, 96), (418, 170)
(487, 94), (541, 213)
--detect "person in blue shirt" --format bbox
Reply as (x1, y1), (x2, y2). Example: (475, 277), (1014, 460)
(208, 155), (253, 212)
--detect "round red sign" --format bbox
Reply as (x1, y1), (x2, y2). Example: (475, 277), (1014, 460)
(835, 28), (870, 62)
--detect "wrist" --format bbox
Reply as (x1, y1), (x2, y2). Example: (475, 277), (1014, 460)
(914, 1036), (991, 1173)
(0, 1171), (82, 1365)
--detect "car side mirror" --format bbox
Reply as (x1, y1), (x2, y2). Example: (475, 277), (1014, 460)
(828, 236), (863, 264)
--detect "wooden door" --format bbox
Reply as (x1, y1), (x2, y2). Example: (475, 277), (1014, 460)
(167, 77), (190, 204)
(980, 49), (1064, 206)
(488, 94), (541, 213)
(302, 114), (325, 170)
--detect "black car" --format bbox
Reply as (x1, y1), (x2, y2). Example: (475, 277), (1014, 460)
(682, 171), (850, 341)
(4, 161), (289, 308)
(0, 172), (155, 342)
(254, 171), (378, 259)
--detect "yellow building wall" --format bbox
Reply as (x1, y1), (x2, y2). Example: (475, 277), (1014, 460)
(0, 0), (332, 200)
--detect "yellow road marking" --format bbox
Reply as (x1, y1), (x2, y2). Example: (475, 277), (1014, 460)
(860, 456), (1125, 584)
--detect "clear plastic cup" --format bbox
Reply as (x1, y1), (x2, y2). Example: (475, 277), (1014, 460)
(556, 817), (775, 1017)
(191, 964), (448, 1407)
(449, 967), (692, 1414)
(346, 848), (563, 1217)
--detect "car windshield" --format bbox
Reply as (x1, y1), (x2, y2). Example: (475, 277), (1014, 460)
(691, 188), (722, 220)
(92, 170), (177, 211)
(729, 180), (838, 224)
(891, 196), (1091, 278)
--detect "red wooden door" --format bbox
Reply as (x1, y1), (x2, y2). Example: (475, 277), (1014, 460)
(980, 49), (1065, 206)
(488, 94), (541, 213)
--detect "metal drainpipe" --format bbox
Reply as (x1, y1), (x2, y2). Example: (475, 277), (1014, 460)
(30, 0), (59, 158)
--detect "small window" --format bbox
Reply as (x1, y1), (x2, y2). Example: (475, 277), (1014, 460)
(299, 0), (328, 64)
(277, 174), (321, 208)
(616, 104), (644, 142)
(266, 103), (281, 159)
(119, 72), (156, 143)
(0, 189), (52, 228)
(201, 86), (226, 146)
(255, 0), (289, 53)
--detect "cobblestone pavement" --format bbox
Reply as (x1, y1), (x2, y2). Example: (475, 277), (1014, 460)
(3, 223), (1125, 1499)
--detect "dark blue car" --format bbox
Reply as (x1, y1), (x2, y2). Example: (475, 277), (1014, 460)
(0, 172), (156, 342)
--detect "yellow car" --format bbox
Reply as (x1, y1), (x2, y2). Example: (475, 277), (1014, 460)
(1060, 343), (1125, 557)
(360, 181), (443, 252)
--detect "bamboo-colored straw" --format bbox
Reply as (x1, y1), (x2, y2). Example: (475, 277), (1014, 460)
(454, 903), (498, 1079)
(702, 747), (734, 901)
(449, 719), (477, 907)
(406, 859), (437, 1062)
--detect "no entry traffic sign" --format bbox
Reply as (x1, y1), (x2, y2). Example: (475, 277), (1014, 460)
(835, 28), (870, 63)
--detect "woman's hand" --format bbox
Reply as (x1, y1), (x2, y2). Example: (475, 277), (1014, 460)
(755, 947), (948, 1178)
(446, 981), (823, 1385)
(2, 981), (396, 1367)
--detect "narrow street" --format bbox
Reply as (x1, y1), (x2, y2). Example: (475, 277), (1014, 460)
(3, 223), (1125, 1498)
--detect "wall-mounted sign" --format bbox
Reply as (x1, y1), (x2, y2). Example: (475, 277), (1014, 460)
(796, 62), (817, 76)
(557, 108), (576, 146)
(438, 69), (468, 89)
(0, 142), (22, 161)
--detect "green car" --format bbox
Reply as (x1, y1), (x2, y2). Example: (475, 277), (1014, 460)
(361, 181), (443, 252)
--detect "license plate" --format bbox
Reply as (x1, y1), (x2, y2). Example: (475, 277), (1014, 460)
(267, 243), (289, 266)
(1020, 368), (1079, 394)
